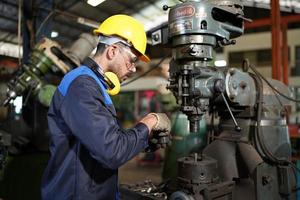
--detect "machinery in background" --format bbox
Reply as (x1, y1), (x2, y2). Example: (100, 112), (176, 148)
(0, 130), (11, 169)
(0, 33), (96, 160)
(0, 33), (97, 107)
(121, 0), (297, 199)
(0, 34), (97, 200)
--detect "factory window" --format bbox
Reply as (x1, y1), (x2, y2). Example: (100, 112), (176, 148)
(291, 46), (300, 76)
(296, 46), (300, 69)
(228, 51), (243, 66)
(229, 49), (272, 67)
(256, 49), (272, 65)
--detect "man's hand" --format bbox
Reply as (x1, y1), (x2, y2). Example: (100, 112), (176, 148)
(144, 113), (171, 152)
(150, 113), (171, 133)
(139, 113), (171, 152)
(139, 113), (171, 134)
(139, 114), (158, 133)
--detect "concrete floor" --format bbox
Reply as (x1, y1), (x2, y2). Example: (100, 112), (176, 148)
(119, 152), (163, 184)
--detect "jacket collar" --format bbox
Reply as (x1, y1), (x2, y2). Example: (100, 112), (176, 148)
(82, 57), (107, 89)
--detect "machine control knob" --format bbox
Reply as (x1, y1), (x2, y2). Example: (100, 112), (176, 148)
(163, 5), (170, 11)
(152, 33), (160, 42)
(214, 79), (225, 93)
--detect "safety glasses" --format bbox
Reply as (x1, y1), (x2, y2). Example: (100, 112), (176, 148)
(118, 45), (138, 71)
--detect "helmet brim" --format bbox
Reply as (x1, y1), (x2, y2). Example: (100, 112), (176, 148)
(140, 54), (150, 63)
(93, 29), (101, 35)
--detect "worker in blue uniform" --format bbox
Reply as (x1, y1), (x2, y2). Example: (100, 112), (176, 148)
(41, 15), (171, 200)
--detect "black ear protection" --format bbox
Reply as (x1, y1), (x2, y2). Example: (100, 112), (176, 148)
(83, 58), (120, 95)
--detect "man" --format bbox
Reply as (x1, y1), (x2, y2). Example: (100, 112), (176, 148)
(41, 15), (171, 200)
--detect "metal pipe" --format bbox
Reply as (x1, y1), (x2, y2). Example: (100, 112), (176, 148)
(282, 23), (289, 85)
(244, 14), (300, 29)
(271, 0), (282, 81)
(68, 33), (98, 64)
(245, 18), (270, 29)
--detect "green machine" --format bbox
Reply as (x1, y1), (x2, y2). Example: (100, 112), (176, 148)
(0, 34), (97, 200)
(1, 38), (78, 107)
(159, 89), (207, 188)
(162, 112), (206, 188)
(1, 33), (97, 107)
(158, 87), (207, 187)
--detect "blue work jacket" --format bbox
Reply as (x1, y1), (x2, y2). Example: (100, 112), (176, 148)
(41, 64), (149, 200)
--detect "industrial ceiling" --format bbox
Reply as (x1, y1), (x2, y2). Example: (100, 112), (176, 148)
(0, 0), (300, 58)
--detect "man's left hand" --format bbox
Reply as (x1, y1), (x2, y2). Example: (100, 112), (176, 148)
(150, 113), (171, 134)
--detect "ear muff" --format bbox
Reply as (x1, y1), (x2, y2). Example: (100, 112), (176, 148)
(104, 72), (120, 96)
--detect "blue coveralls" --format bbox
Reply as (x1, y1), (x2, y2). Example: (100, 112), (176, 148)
(41, 62), (149, 200)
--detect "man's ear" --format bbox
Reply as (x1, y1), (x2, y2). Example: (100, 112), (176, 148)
(106, 45), (118, 60)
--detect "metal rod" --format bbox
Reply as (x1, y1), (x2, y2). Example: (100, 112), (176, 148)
(221, 93), (241, 132)
(271, 0), (282, 81)
(282, 23), (289, 85)
(244, 14), (300, 29)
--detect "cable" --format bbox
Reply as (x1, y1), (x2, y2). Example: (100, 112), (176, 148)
(250, 65), (290, 165)
(251, 71), (281, 164)
(289, 161), (300, 174)
(249, 65), (295, 162)
(248, 64), (290, 164)
(249, 65), (300, 196)
(250, 65), (300, 103)
(35, 10), (56, 38)
(121, 54), (170, 87)
(34, 2), (100, 39)
(247, 60), (288, 118)
(289, 161), (300, 193)
(248, 64), (300, 182)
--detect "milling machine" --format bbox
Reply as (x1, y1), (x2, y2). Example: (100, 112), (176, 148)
(121, 0), (298, 199)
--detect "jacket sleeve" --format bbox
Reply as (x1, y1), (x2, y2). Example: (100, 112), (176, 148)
(60, 75), (149, 169)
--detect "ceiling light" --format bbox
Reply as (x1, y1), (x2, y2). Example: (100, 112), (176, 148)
(87, 0), (106, 7)
(51, 31), (59, 38)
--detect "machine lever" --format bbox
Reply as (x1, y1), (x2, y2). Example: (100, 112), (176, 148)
(236, 14), (252, 22)
(221, 93), (242, 132)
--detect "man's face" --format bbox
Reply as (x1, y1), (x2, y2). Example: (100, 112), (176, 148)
(111, 44), (138, 82)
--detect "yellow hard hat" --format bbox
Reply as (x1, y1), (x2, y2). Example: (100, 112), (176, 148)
(93, 14), (150, 63)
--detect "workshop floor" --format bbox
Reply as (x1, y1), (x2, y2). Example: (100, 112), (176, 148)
(119, 151), (163, 184)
